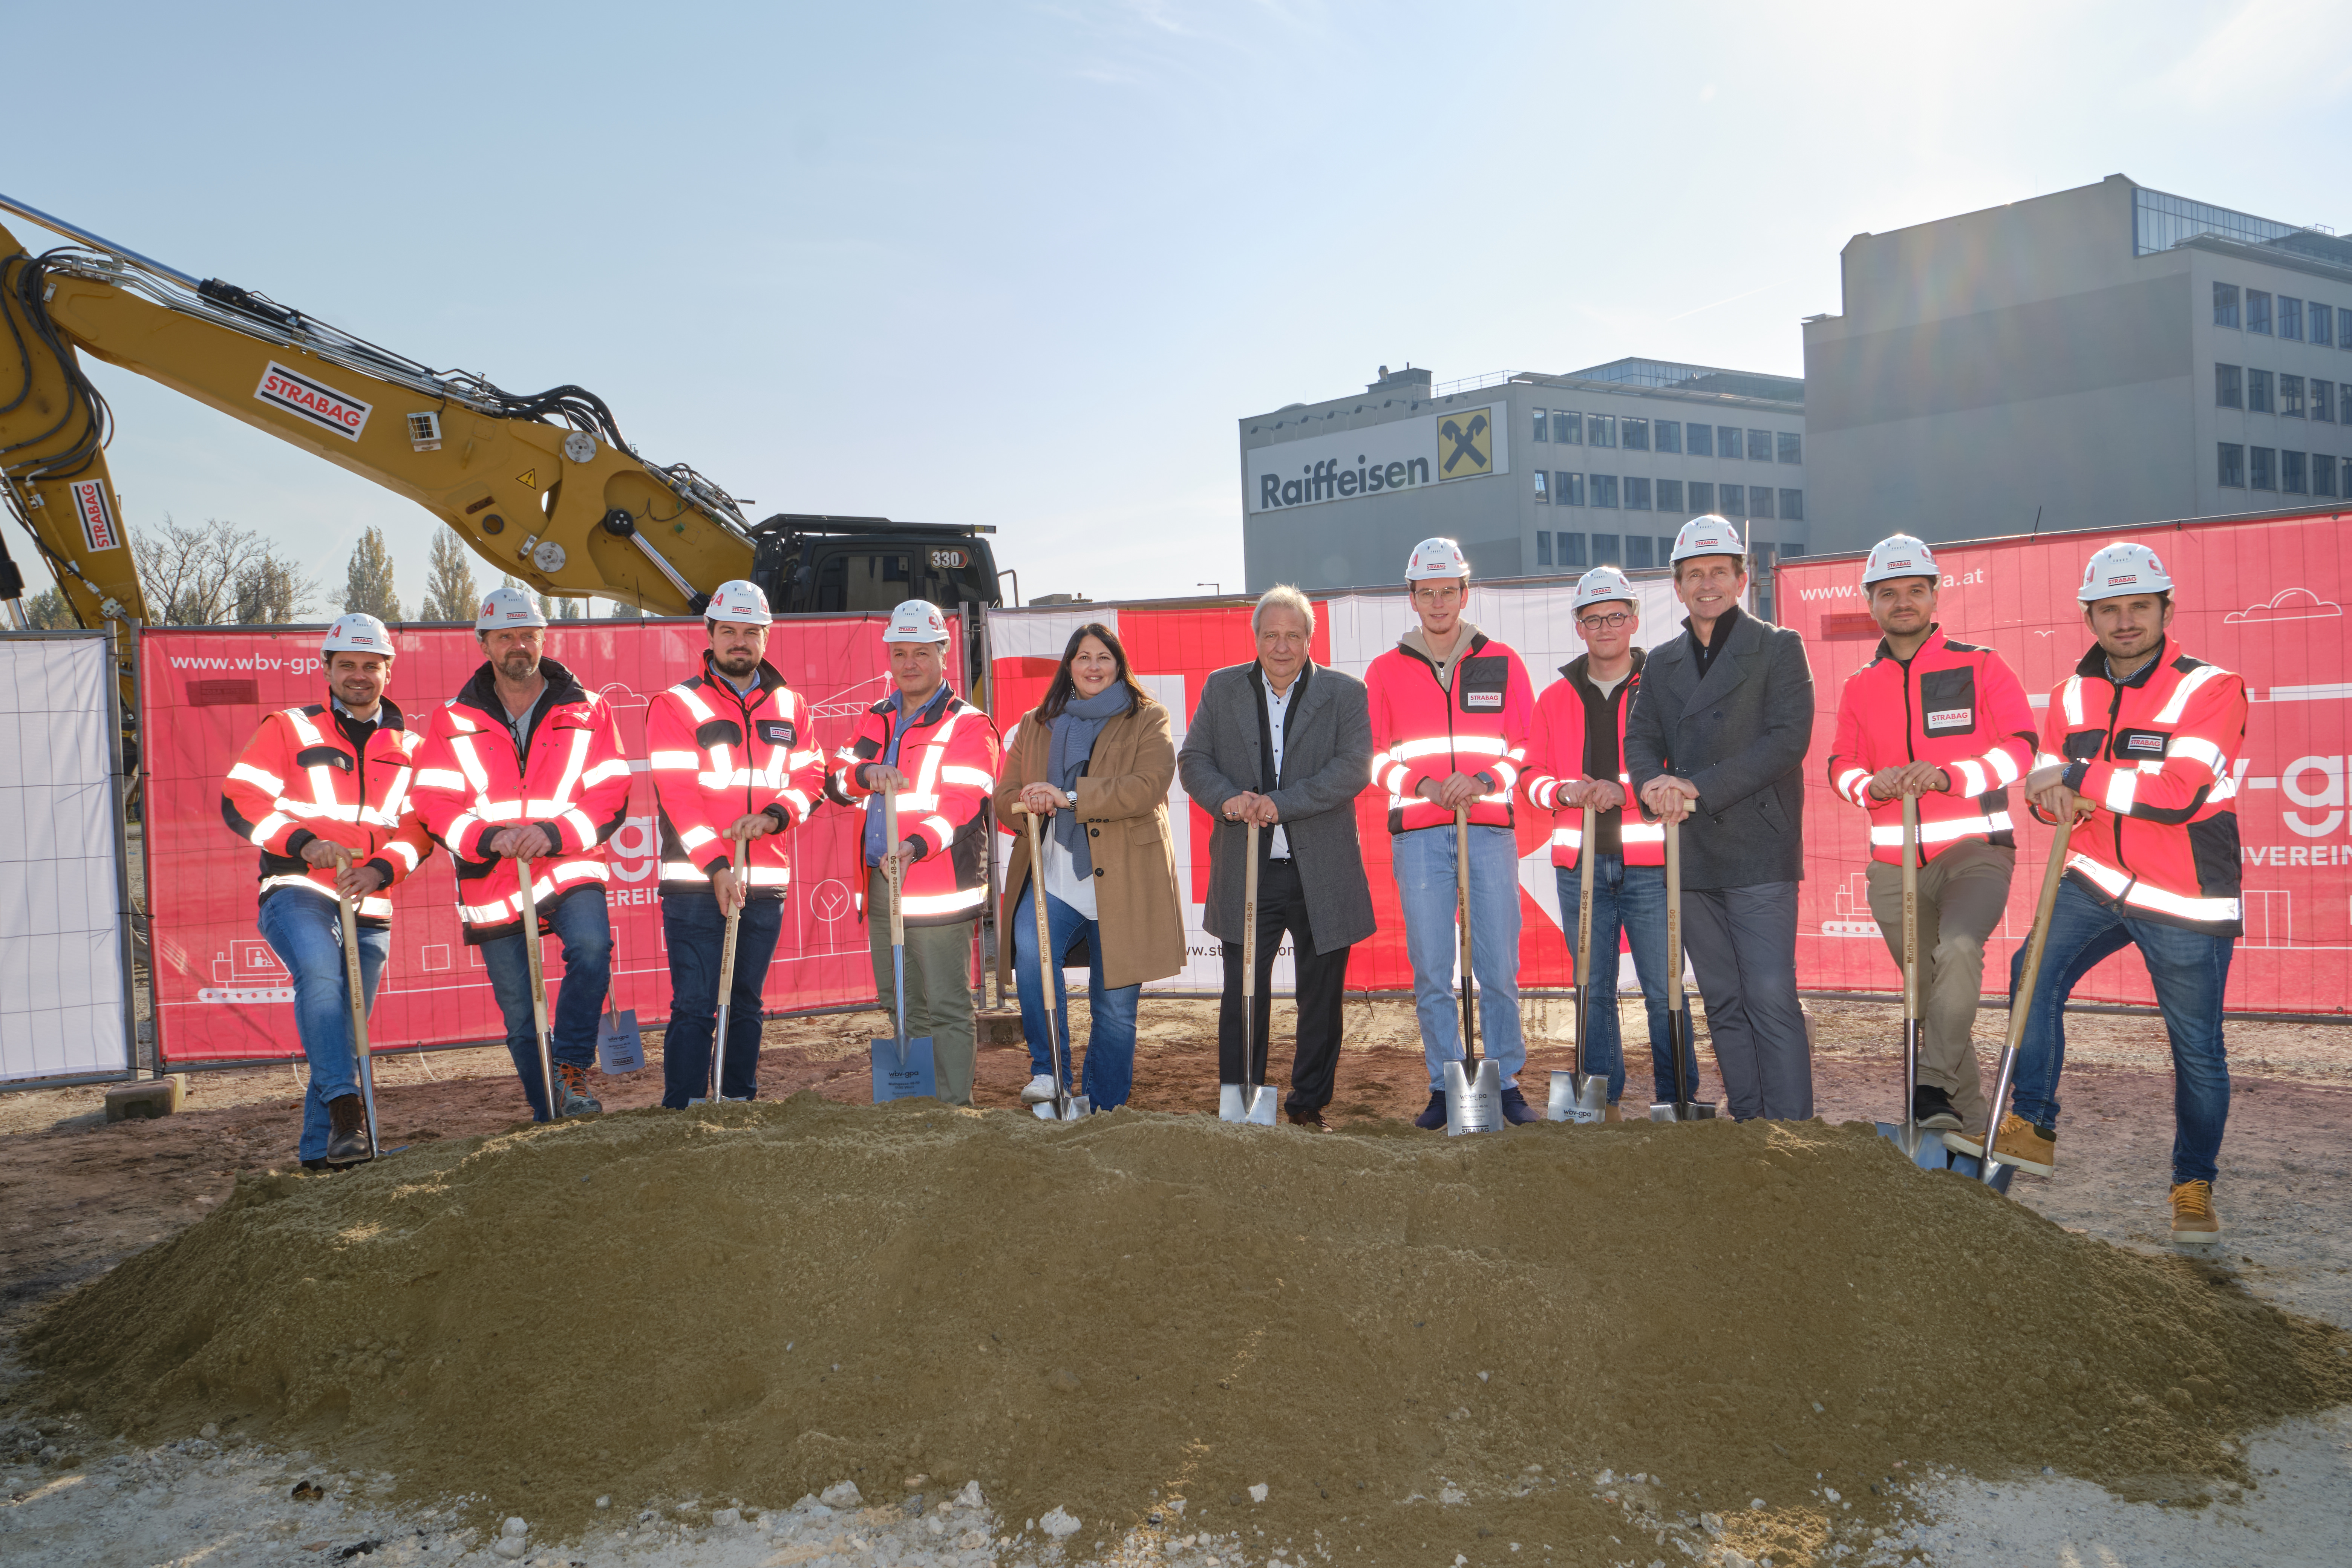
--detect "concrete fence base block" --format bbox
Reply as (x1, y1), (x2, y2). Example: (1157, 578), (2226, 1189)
(103, 1075), (187, 1122)
(975, 1010), (1026, 1046)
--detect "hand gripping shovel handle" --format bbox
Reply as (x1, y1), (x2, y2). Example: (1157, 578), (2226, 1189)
(710, 831), (748, 1103)
(1901, 793), (1922, 1130)
(1979, 812), (2077, 1179)
(514, 848), (559, 1121)
(329, 846), (381, 1158)
(1455, 806), (1477, 1067)
(1016, 805), (1076, 1119)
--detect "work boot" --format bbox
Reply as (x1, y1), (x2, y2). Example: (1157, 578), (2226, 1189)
(1286, 1106), (1329, 1131)
(325, 1095), (371, 1165)
(1983, 1112), (2056, 1177)
(1604, 1102), (1623, 1123)
(2169, 1181), (2222, 1244)
(554, 1062), (603, 1116)
(1912, 1084), (1963, 1131)
(1413, 1090), (1448, 1130)
(1499, 1086), (1540, 1125)
(1020, 1073), (1058, 1104)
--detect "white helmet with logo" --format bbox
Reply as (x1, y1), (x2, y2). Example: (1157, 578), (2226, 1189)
(475, 585), (548, 632)
(1669, 514), (1744, 564)
(1404, 537), (1472, 581)
(1860, 533), (1939, 588)
(322, 612), (392, 658)
(706, 579), (773, 626)
(884, 599), (950, 644)
(1572, 565), (1638, 613)
(2077, 541), (2176, 602)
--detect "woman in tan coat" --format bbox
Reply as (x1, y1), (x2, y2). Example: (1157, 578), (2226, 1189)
(994, 622), (1184, 1110)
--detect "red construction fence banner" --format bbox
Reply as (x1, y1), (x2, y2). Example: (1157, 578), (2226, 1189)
(142, 616), (965, 1065)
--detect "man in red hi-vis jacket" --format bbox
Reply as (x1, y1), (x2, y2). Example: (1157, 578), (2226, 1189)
(1952, 541), (2248, 1246)
(1825, 534), (2037, 1139)
(645, 579), (827, 1107)
(410, 587), (633, 1122)
(222, 613), (434, 1168)
(1366, 537), (1538, 1127)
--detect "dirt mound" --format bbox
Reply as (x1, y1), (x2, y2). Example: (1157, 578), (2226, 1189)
(24, 1099), (2351, 1563)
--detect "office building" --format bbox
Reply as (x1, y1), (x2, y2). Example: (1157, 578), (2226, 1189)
(1804, 174), (2352, 555)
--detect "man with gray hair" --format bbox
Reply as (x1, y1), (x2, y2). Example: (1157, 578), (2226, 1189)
(1179, 585), (1376, 1128)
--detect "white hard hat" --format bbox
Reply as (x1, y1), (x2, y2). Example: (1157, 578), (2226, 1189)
(1571, 566), (1638, 613)
(883, 599), (950, 643)
(1405, 537), (1471, 581)
(1860, 534), (1939, 588)
(322, 612), (392, 657)
(1669, 515), (1744, 565)
(705, 579), (773, 626)
(2077, 541), (2176, 602)
(475, 585), (548, 632)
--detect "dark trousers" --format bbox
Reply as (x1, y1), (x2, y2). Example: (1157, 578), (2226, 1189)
(1216, 857), (1352, 1112)
(659, 890), (785, 1107)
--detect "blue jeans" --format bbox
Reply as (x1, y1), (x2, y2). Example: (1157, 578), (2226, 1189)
(2007, 876), (2236, 1186)
(1011, 882), (1138, 1111)
(257, 889), (390, 1162)
(478, 887), (613, 1121)
(1555, 857), (1686, 1105)
(1393, 823), (1527, 1091)
(659, 891), (784, 1107)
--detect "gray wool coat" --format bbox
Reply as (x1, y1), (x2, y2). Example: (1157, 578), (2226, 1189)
(1624, 610), (1816, 891)
(1177, 661), (1378, 953)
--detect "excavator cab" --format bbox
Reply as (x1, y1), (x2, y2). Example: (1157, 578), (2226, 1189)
(752, 513), (1001, 632)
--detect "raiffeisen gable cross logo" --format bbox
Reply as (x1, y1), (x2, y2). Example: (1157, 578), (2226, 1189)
(1438, 409), (1492, 479)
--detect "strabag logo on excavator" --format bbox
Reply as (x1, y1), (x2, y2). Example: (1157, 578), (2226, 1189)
(253, 360), (372, 442)
(69, 480), (122, 552)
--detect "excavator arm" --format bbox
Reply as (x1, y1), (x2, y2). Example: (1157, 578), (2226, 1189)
(0, 194), (752, 632)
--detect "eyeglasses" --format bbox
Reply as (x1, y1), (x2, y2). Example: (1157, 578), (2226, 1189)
(1577, 611), (1631, 630)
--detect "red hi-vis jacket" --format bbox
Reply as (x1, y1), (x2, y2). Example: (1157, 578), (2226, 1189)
(1825, 628), (2039, 865)
(823, 688), (1001, 926)
(645, 657), (826, 896)
(410, 659), (634, 943)
(1365, 629), (1535, 833)
(2034, 637), (2249, 936)
(220, 698), (435, 925)
(1521, 652), (1664, 868)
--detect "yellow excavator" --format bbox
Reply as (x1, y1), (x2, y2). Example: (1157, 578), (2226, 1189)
(0, 193), (1001, 648)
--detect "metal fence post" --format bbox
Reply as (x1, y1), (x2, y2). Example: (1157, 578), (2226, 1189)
(103, 620), (146, 1078)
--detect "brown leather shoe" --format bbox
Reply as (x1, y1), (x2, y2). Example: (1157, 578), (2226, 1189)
(325, 1094), (372, 1165)
(1286, 1106), (1329, 1131)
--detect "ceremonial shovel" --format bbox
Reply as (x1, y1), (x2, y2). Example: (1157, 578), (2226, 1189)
(1875, 795), (1955, 1170)
(1442, 807), (1504, 1135)
(1018, 805), (1089, 1121)
(328, 846), (388, 1161)
(1217, 820), (1279, 1126)
(699, 831), (757, 1104)
(871, 795), (940, 1101)
(1648, 815), (1718, 1121)
(512, 848), (564, 1121)
(1547, 803), (1609, 1124)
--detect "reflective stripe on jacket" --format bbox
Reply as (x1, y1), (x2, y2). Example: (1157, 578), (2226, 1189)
(409, 658), (634, 942)
(645, 656), (826, 896)
(1521, 652), (1662, 868)
(823, 688), (1001, 926)
(1825, 628), (2038, 865)
(220, 698), (434, 925)
(1364, 632), (1534, 833)
(2035, 637), (2248, 935)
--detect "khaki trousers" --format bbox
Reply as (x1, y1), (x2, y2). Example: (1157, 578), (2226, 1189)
(1864, 836), (2015, 1136)
(865, 871), (978, 1107)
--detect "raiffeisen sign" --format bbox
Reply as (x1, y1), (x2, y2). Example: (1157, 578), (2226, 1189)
(1247, 402), (1511, 513)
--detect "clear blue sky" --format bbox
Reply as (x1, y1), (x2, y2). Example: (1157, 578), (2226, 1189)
(9, 1), (2348, 612)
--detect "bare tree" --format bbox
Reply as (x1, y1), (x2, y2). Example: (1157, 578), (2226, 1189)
(419, 528), (482, 622)
(235, 558), (309, 624)
(133, 515), (317, 626)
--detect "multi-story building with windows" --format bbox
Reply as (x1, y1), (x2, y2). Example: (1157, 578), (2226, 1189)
(1803, 174), (2352, 555)
(1238, 359), (1808, 615)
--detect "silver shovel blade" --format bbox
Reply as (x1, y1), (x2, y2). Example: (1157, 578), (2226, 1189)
(1547, 1070), (1608, 1124)
(1218, 1083), (1248, 1123)
(1443, 1059), (1503, 1136)
(1247, 1084), (1279, 1126)
(1648, 1098), (1720, 1122)
(1877, 1120), (2017, 1191)
(1219, 1083), (1281, 1125)
(1034, 1092), (1093, 1122)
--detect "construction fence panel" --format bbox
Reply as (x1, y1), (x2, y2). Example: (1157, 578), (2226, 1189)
(0, 630), (135, 1087)
(142, 616), (963, 1066)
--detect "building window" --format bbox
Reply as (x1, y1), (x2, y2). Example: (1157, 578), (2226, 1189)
(1590, 474), (1619, 508)
(2214, 282), (2240, 327)
(2318, 454), (2340, 498)
(1533, 408), (1550, 443)
(1558, 470), (1583, 505)
(1591, 532), (1622, 565)
(1747, 429), (1774, 462)
(1688, 480), (1714, 512)
(2313, 303), (2333, 346)
(2315, 380), (2335, 422)
(2216, 363), (2242, 407)
(1779, 488), (1805, 522)
(1536, 530), (1553, 567)
(1656, 420), (1683, 454)
(1625, 476), (1652, 510)
(1587, 414), (1616, 448)
(1622, 417), (1650, 451)
(2248, 290), (2272, 334)
(2217, 442), (2245, 486)
(1750, 485), (1777, 521)
(1558, 530), (1587, 567)
(1556, 412), (1582, 446)
(2283, 450), (2308, 493)
(2281, 298), (2303, 341)
(1718, 424), (1744, 458)
(2342, 311), (2352, 351)
(1686, 423), (1713, 458)
(1657, 535), (1675, 563)
(1534, 470), (1550, 503)
(1625, 535), (1654, 569)
(2281, 374), (2306, 417)
(2248, 368), (2273, 413)
(1657, 478), (1684, 512)
(1719, 483), (1745, 515)
(1778, 431), (1803, 464)
(2250, 446), (2276, 489)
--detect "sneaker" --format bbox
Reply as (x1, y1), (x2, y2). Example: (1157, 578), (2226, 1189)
(1413, 1090), (1448, 1130)
(325, 1094), (372, 1165)
(1984, 1112), (2055, 1177)
(2170, 1181), (2223, 1243)
(1020, 1073), (1058, 1104)
(1499, 1086), (1540, 1125)
(554, 1062), (603, 1116)
(1912, 1084), (1963, 1131)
